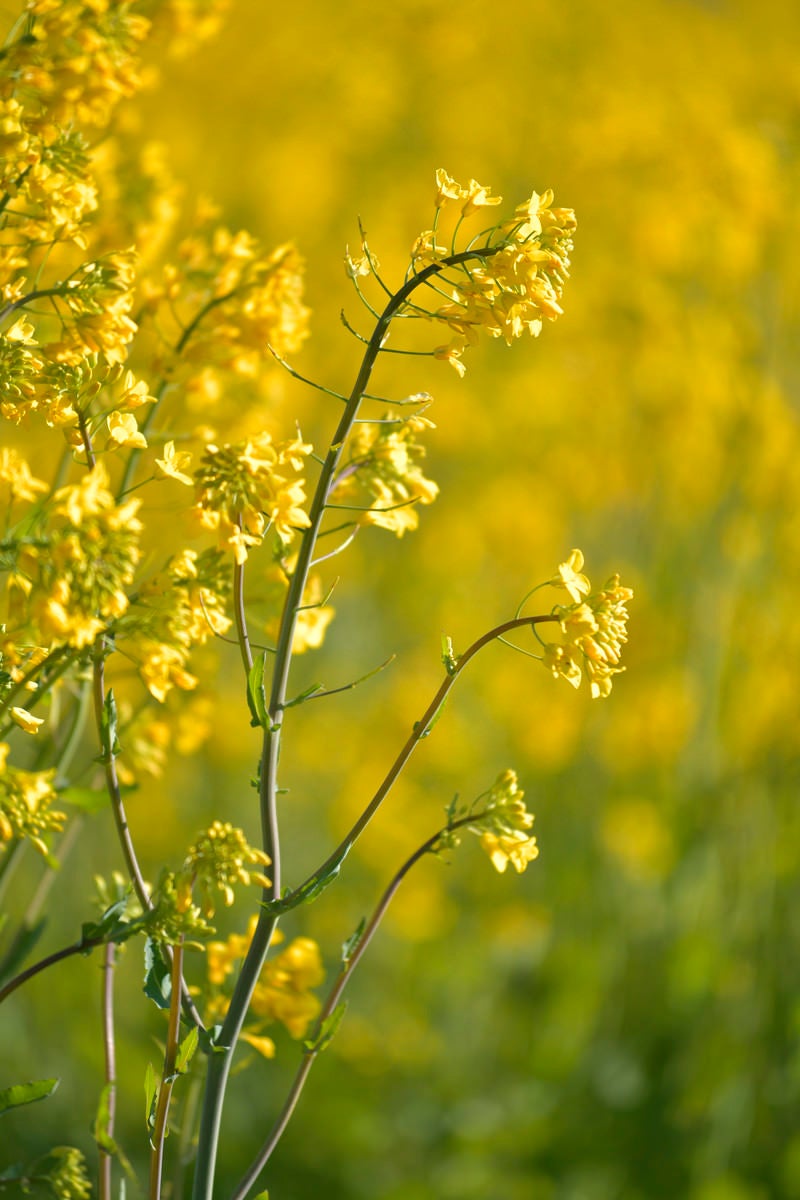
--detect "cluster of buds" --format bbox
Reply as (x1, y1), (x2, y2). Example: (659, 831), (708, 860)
(0, 744), (64, 857)
(177, 820), (271, 917)
(193, 431), (313, 563)
(439, 769), (539, 875)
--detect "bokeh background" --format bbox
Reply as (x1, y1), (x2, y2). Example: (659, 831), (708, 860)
(5, 1), (800, 1197)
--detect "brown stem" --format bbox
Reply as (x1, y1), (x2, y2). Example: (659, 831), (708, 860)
(0, 933), (103, 1004)
(149, 936), (185, 1200)
(98, 943), (117, 1200)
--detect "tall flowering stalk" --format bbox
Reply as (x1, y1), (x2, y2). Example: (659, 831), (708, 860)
(0, 4), (632, 1198)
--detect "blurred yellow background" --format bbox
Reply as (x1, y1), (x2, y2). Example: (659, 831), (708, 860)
(6, 1), (800, 1197)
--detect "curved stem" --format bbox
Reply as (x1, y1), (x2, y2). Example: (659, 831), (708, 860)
(0, 932), (103, 1004)
(277, 614), (556, 914)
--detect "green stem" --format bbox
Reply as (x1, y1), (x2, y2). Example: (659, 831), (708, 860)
(275, 614), (556, 915)
(190, 246), (501, 1200)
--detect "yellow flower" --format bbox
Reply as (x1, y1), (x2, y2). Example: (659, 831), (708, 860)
(155, 440), (193, 486)
(480, 831), (540, 874)
(553, 548), (591, 603)
(460, 178), (503, 218)
(433, 338), (468, 377)
(0, 448), (47, 503)
(10, 706), (44, 734)
(434, 168), (463, 208)
(107, 411), (147, 449)
(240, 1032), (276, 1059)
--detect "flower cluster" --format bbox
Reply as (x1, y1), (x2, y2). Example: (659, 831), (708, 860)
(413, 170), (576, 375)
(177, 820), (271, 917)
(193, 431), (313, 562)
(8, 463), (142, 650)
(541, 549), (633, 698)
(440, 769), (539, 874)
(331, 411), (439, 536)
(0, 742), (64, 857)
(204, 915), (324, 1050)
(128, 548), (231, 702)
(149, 223), (310, 376)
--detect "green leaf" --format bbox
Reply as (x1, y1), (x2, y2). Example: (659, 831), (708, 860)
(0, 1077), (58, 1115)
(99, 689), (122, 762)
(61, 786), (111, 813)
(253, 1192), (269, 1200)
(246, 652), (269, 728)
(304, 1002), (347, 1054)
(341, 918), (365, 967)
(143, 937), (172, 1010)
(441, 632), (458, 675)
(262, 847), (349, 916)
(175, 1025), (199, 1074)
(144, 1063), (158, 1134)
(93, 1082), (117, 1153)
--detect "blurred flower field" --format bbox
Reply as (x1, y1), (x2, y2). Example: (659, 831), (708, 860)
(2, 1), (800, 1197)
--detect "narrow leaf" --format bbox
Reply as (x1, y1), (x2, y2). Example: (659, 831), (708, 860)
(304, 1002), (347, 1054)
(341, 918), (365, 967)
(175, 1025), (199, 1074)
(143, 937), (172, 1010)
(246, 652), (269, 728)
(99, 689), (122, 762)
(0, 1077), (58, 1115)
(144, 1063), (158, 1133)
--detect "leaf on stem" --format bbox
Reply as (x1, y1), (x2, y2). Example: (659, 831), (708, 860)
(341, 918), (365, 967)
(246, 652), (269, 729)
(0, 1077), (58, 1115)
(303, 1002), (347, 1055)
(144, 1062), (158, 1137)
(175, 1025), (199, 1074)
(98, 689), (122, 763)
(143, 937), (172, 1010)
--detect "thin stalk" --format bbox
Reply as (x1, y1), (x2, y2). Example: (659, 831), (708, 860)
(191, 246), (502, 1200)
(277, 614), (557, 914)
(232, 524), (254, 675)
(91, 638), (205, 1032)
(98, 942), (117, 1200)
(92, 638), (150, 905)
(149, 936), (185, 1200)
(0, 930), (104, 1003)
(231, 813), (482, 1199)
